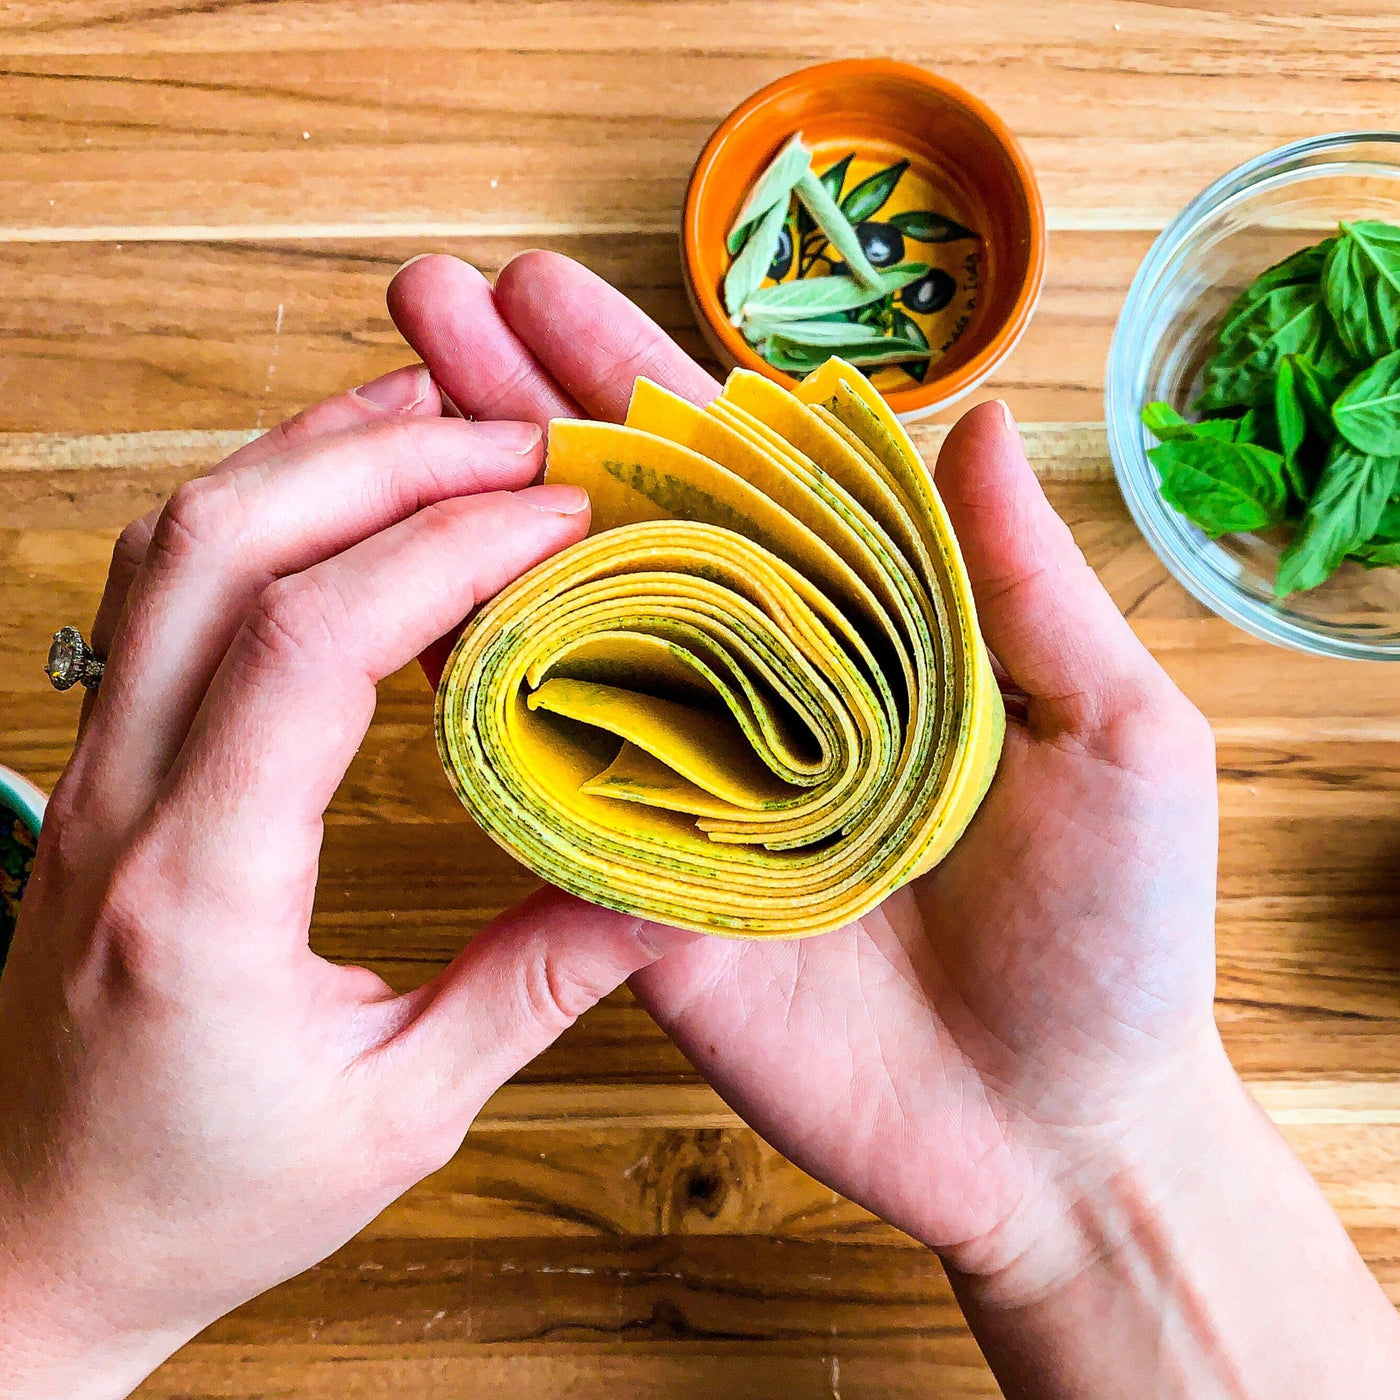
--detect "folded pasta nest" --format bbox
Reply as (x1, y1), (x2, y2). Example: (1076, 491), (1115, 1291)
(436, 359), (1004, 937)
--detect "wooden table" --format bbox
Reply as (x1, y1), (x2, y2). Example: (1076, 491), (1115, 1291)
(3, 5), (1400, 1395)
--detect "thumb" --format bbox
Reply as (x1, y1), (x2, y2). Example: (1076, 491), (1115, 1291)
(377, 887), (702, 1123)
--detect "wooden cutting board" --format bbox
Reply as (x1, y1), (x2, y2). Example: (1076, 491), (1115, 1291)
(7, 2), (1400, 1393)
(3, 422), (1397, 1399)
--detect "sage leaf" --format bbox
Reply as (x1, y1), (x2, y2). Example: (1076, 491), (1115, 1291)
(1275, 442), (1400, 596)
(1323, 220), (1400, 362)
(764, 332), (930, 372)
(1147, 438), (1289, 538)
(840, 159), (908, 224)
(745, 316), (897, 348)
(1220, 239), (1335, 341)
(726, 133), (811, 256)
(794, 170), (884, 289)
(890, 209), (978, 243)
(1274, 357), (1310, 500)
(724, 198), (788, 320)
(1331, 348), (1400, 456)
(739, 263), (929, 321)
(1196, 283), (1351, 412)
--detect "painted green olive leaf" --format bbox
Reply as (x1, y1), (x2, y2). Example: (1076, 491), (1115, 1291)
(839, 159), (909, 224)
(891, 309), (930, 381)
(889, 209), (978, 243)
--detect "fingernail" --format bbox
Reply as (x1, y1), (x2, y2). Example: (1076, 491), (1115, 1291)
(517, 483), (589, 515)
(996, 399), (1020, 436)
(392, 252), (438, 278)
(351, 364), (430, 412)
(469, 420), (543, 454)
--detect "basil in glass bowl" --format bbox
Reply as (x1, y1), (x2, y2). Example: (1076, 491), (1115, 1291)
(1107, 132), (1400, 659)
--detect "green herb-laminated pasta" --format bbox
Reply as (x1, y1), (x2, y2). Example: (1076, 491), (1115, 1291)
(1330, 348), (1400, 456)
(739, 263), (928, 321)
(793, 170), (884, 290)
(1147, 437), (1289, 538)
(1275, 442), (1400, 596)
(1323, 221), (1400, 363)
(724, 199), (789, 320)
(726, 133), (812, 256)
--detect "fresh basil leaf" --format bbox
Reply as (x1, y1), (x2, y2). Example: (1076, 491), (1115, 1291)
(1275, 442), (1400, 596)
(1196, 283), (1351, 412)
(1289, 352), (1341, 439)
(1369, 496), (1400, 542)
(1274, 357), (1310, 500)
(1331, 347), (1400, 455)
(889, 209), (978, 243)
(1141, 402), (1246, 443)
(726, 133), (811, 255)
(840, 159), (909, 224)
(1148, 438), (1289, 537)
(723, 198), (788, 319)
(793, 170), (884, 290)
(1350, 538), (1400, 567)
(1323, 220), (1400, 362)
(738, 263), (928, 321)
(891, 310), (930, 381)
(1220, 238), (1335, 342)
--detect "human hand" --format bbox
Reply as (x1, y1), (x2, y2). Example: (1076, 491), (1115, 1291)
(390, 254), (1400, 1395)
(0, 365), (698, 1400)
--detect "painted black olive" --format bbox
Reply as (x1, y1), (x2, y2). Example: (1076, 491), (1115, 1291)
(855, 221), (905, 268)
(768, 226), (793, 281)
(902, 268), (956, 315)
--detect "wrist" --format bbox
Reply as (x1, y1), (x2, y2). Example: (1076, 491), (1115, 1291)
(940, 1033), (1400, 1399)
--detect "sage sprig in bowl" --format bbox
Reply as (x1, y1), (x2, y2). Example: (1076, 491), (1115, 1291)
(1107, 132), (1400, 659)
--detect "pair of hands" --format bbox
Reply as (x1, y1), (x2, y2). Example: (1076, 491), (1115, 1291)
(1, 251), (1392, 1399)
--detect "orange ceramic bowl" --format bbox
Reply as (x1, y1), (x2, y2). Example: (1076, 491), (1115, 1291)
(683, 60), (1046, 420)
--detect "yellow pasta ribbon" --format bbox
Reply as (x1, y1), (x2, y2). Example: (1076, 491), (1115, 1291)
(435, 359), (1004, 937)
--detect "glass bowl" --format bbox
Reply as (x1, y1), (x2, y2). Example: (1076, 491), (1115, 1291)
(1106, 132), (1400, 660)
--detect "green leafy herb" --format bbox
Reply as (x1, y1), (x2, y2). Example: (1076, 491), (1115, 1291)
(1219, 239), (1336, 339)
(726, 133), (812, 255)
(889, 209), (978, 243)
(745, 316), (902, 348)
(793, 169), (884, 289)
(1275, 442), (1400, 596)
(1274, 357), (1310, 501)
(1289, 352), (1340, 440)
(1331, 347), (1400, 456)
(1351, 497), (1400, 565)
(1197, 283), (1350, 412)
(1142, 402), (1239, 442)
(764, 332), (931, 374)
(840, 159), (908, 224)
(1323, 220), (1400, 362)
(1147, 436), (1289, 537)
(723, 198), (789, 319)
(738, 263), (928, 321)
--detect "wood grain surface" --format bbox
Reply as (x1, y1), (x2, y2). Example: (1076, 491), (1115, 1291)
(2, 4), (1399, 1396)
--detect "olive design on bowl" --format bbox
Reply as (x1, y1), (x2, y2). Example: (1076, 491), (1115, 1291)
(855, 220), (905, 269)
(902, 268), (956, 315)
(768, 224), (794, 281)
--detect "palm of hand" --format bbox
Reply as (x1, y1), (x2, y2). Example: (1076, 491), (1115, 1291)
(388, 250), (1222, 1272)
